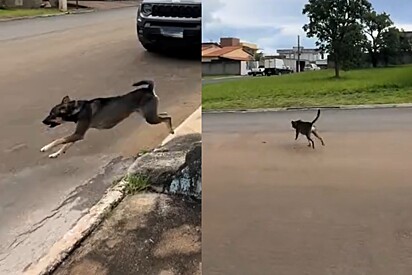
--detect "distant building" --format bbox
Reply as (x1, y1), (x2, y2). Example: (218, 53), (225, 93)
(202, 37), (256, 76)
(219, 37), (259, 57)
(276, 47), (328, 71)
(2, 0), (45, 8)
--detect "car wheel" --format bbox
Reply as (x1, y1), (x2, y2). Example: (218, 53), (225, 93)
(141, 42), (159, 52)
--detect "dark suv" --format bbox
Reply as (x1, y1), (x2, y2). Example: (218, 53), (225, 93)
(136, 0), (201, 52)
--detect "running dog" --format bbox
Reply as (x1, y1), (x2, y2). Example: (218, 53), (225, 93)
(41, 80), (173, 158)
(291, 109), (325, 149)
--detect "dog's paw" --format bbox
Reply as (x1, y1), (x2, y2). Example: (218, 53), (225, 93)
(40, 145), (50, 152)
(48, 152), (60, 158)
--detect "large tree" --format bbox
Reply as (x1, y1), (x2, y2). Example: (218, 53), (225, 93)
(380, 27), (402, 66)
(363, 11), (394, 67)
(302, 0), (372, 78)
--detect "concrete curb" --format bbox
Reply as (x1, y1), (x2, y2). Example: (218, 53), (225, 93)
(24, 106), (202, 275)
(161, 106), (201, 146)
(0, 9), (94, 23)
(24, 180), (127, 275)
(203, 103), (412, 114)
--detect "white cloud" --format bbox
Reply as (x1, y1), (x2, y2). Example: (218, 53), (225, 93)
(395, 23), (412, 31)
(202, 0), (412, 55)
(202, 0), (316, 54)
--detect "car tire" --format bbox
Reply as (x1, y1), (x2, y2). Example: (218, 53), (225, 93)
(141, 41), (159, 53)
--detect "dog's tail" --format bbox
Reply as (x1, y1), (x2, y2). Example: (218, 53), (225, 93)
(311, 109), (321, 124)
(132, 80), (154, 92)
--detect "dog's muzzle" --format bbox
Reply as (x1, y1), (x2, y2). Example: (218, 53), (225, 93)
(42, 117), (61, 128)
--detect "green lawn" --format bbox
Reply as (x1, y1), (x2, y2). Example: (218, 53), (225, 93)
(202, 65), (412, 110)
(202, 75), (239, 79)
(0, 8), (62, 19)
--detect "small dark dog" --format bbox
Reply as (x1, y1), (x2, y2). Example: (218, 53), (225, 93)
(291, 109), (325, 149)
(41, 80), (173, 158)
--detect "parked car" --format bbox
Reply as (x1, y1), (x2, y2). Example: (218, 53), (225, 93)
(136, 0), (201, 52)
(248, 65), (265, 76)
(304, 63), (321, 71)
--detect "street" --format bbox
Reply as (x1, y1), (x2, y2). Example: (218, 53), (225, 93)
(203, 108), (412, 275)
(0, 7), (200, 274)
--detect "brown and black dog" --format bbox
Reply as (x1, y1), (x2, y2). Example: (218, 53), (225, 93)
(41, 80), (173, 158)
(291, 109), (325, 149)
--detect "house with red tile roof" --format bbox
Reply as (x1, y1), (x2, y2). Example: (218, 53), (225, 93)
(202, 37), (256, 76)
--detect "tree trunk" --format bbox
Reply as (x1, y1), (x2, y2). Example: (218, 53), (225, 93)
(371, 52), (378, 68)
(334, 54), (340, 78)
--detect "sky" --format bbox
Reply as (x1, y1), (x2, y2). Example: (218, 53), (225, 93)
(202, 0), (412, 55)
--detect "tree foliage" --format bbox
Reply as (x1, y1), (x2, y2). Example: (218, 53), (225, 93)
(303, 0), (412, 72)
(302, 0), (372, 77)
(363, 11), (394, 67)
(254, 51), (264, 61)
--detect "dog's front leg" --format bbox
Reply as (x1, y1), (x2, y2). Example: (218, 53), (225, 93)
(48, 142), (74, 158)
(40, 137), (66, 152)
(42, 119), (90, 158)
(44, 134), (82, 158)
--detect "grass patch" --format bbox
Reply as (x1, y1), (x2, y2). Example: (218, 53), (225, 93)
(0, 8), (62, 19)
(138, 148), (151, 156)
(124, 174), (150, 195)
(202, 65), (412, 110)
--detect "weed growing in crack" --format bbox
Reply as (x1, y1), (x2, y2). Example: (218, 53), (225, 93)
(138, 148), (151, 156)
(124, 174), (150, 195)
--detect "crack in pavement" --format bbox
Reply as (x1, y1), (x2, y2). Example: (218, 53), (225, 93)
(1, 157), (124, 264)
(6, 211), (63, 252)
(2, 194), (76, 261)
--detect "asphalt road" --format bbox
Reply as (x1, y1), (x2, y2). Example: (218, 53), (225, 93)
(203, 108), (412, 275)
(0, 8), (200, 274)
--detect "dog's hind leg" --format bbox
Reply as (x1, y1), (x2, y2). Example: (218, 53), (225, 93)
(140, 98), (174, 134)
(306, 135), (315, 149)
(312, 129), (325, 146)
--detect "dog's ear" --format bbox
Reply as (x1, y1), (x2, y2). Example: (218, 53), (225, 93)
(72, 101), (84, 114)
(61, 96), (71, 104)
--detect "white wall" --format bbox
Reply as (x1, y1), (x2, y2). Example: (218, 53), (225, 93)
(202, 60), (241, 75)
(240, 61), (248, 75)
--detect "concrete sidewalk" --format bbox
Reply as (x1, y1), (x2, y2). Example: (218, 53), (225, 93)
(54, 193), (201, 275)
(27, 106), (201, 275)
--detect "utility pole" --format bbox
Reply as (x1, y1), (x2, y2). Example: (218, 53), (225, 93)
(297, 35), (301, 73)
(59, 0), (67, 12)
